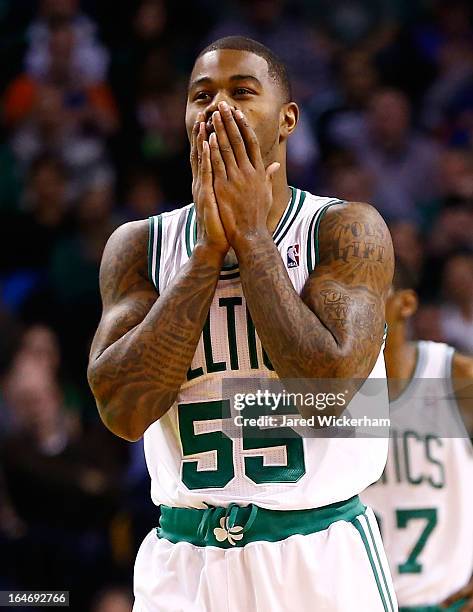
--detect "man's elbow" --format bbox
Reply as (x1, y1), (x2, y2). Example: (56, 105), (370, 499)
(98, 402), (144, 442)
(87, 363), (143, 442)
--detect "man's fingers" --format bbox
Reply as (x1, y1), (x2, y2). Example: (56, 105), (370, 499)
(234, 109), (262, 168)
(209, 131), (227, 181)
(212, 110), (237, 175)
(200, 140), (213, 191)
(197, 121), (206, 164)
(191, 112), (205, 176)
(190, 120), (199, 177)
(218, 102), (248, 168)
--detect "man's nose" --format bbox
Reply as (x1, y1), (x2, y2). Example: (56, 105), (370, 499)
(204, 92), (236, 121)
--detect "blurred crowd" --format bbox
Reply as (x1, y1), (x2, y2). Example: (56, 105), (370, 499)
(1, 0), (473, 609)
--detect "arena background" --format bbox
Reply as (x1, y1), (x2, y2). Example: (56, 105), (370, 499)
(1, 0), (473, 610)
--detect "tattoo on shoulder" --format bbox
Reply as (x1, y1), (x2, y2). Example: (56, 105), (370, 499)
(317, 202), (394, 293)
(100, 220), (151, 304)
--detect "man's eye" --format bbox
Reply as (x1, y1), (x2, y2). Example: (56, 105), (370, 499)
(195, 92), (211, 101)
(234, 88), (252, 96)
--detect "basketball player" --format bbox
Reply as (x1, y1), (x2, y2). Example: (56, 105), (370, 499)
(88, 37), (396, 611)
(362, 261), (473, 611)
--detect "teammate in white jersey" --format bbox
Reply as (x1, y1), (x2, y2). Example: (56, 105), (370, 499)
(88, 36), (396, 611)
(362, 260), (473, 611)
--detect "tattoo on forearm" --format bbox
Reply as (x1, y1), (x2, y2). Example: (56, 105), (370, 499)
(88, 224), (220, 438)
(237, 202), (393, 381)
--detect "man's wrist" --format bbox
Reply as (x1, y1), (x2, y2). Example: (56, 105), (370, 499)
(192, 243), (226, 269)
(232, 229), (273, 260)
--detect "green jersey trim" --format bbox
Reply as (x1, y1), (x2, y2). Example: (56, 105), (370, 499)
(185, 206), (195, 258)
(365, 514), (396, 612)
(274, 189), (306, 246)
(148, 216), (154, 284)
(156, 495), (364, 549)
(148, 214), (163, 291)
(272, 186), (297, 243)
(306, 199), (344, 274)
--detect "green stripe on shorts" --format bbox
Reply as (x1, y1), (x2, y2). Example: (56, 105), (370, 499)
(352, 517), (390, 612)
(364, 514), (396, 612)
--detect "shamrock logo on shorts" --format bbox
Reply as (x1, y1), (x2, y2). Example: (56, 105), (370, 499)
(213, 517), (244, 546)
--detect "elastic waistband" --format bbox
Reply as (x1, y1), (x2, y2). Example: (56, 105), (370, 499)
(400, 600), (467, 612)
(157, 495), (365, 549)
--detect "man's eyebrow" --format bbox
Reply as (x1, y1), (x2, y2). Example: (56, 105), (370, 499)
(188, 76), (213, 90)
(188, 74), (263, 91)
(229, 74), (262, 86)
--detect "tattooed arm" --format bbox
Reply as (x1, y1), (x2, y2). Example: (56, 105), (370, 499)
(237, 202), (394, 382)
(87, 221), (224, 441)
(88, 120), (228, 441)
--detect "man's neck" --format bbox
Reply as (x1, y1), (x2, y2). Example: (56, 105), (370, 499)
(267, 168), (291, 235)
(384, 323), (418, 400)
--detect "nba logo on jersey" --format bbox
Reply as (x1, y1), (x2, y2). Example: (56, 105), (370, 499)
(287, 244), (300, 268)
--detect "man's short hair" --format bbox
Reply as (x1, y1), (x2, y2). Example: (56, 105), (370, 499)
(195, 36), (292, 102)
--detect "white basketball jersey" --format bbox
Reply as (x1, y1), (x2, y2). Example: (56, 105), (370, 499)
(145, 187), (389, 510)
(362, 341), (473, 606)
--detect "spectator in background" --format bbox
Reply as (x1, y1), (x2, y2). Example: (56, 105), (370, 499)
(16, 323), (60, 373)
(303, 0), (399, 50)
(436, 147), (473, 206)
(122, 171), (166, 221)
(0, 155), (69, 278)
(326, 162), (415, 223)
(16, 323), (84, 418)
(134, 73), (191, 203)
(1, 350), (128, 606)
(345, 88), (443, 221)
(50, 173), (119, 309)
(91, 586), (133, 612)
(422, 36), (473, 137)
(4, 19), (118, 195)
(389, 220), (424, 283)
(315, 49), (379, 156)
(25, 0), (109, 85)
(286, 109), (319, 193)
(420, 7), (473, 151)
(205, 0), (334, 104)
(0, 303), (22, 382)
(49, 175), (120, 388)
(428, 148), (473, 256)
(413, 303), (444, 344)
(439, 252), (473, 354)
(110, 0), (174, 149)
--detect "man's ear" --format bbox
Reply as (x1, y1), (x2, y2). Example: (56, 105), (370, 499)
(400, 289), (418, 319)
(279, 102), (299, 141)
